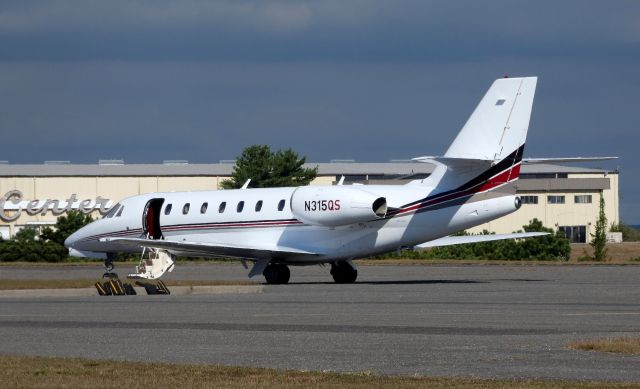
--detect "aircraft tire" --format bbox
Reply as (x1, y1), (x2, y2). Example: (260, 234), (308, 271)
(330, 261), (357, 284)
(263, 264), (290, 285)
(276, 264), (290, 284)
(263, 264), (279, 284)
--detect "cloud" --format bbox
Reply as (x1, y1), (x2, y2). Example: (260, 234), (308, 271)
(0, 1), (638, 221)
(0, 1), (313, 33)
(0, 1), (638, 61)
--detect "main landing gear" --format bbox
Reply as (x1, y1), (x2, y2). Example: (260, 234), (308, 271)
(262, 264), (290, 285)
(259, 261), (358, 284)
(330, 261), (358, 283)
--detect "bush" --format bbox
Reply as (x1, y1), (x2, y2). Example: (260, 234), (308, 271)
(0, 211), (93, 262)
(0, 228), (68, 262)
(378, 218), (571, 261)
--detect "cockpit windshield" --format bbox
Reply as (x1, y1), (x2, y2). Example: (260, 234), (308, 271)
(103, 203), (121, 219)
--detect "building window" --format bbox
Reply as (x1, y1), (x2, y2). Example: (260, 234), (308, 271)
(574, 195), (592, 204)
(520, 195), (538, 204)
(200, 202), (208, 214)
(182, 203), (190, 214)
(520, 173), (569, 179)
(165, 204), (172, 215)
(237, 201), (244, 212)
(255, 200), (263, 212)
(219, 202), (226, 213)
(559, 225), (587, 243)
(547, 195), (565, 204)
(278, 199), (286, 211)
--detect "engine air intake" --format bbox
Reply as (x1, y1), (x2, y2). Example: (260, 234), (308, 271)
(372, 197), (387, 218)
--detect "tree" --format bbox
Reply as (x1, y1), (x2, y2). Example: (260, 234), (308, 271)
(40, 210), (94, 246)
(220, 145), (318, 189)
(590, 192), (608, 261)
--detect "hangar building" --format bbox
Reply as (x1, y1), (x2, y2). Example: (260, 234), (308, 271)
(0, 161), (619, 244)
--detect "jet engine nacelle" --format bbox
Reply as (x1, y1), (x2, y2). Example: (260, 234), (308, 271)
(290, 186), (387, 227)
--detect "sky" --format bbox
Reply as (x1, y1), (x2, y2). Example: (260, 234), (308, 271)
(0, 1), (638, 222)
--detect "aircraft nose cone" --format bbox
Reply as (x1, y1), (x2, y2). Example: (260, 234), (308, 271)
(64, 230), (80, 249)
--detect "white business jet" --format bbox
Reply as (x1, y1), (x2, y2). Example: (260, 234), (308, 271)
(65, 77), (550, 284)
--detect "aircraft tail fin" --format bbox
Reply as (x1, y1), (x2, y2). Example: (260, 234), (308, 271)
(444, 77), (537, 161)
(411, 77), (537, 191)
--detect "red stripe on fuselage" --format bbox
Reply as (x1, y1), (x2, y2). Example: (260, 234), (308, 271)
(387, 162), (521, 218)
(162, 219), (303, 232)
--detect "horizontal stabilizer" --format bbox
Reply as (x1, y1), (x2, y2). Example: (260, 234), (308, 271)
(408, 156), (498, 189)
(99, 237), (320, 259)
(415, 232), (548, 248)
(523, 157), (618, 164)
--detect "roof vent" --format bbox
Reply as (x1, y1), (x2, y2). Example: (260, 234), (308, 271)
(44, 160), (70, 165)
(98, 159), (124, 166)
(163, 160), (189, 165)
(330, 159), (355, 163)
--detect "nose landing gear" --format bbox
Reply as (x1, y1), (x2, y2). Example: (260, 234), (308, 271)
(102, 253), (117, 279)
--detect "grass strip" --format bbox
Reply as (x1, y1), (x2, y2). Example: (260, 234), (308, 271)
(0, 279), (257, 290)
(568, 337), (640, 355)
(1, 355), (638, 389)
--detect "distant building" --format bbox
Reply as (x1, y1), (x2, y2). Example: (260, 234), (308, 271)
(0, 161), (618, 243)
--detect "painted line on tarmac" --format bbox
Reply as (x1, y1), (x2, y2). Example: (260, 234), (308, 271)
(564, 312), (640, 316)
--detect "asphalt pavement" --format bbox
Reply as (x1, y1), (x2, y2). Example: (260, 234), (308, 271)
(0, 263), (639, 381)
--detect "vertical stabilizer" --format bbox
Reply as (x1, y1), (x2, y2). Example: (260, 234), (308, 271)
(444, 77), (537, 161)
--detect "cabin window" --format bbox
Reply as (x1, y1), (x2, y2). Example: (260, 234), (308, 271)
(255, 200), (263, 212)
(183, 203), (190, 214)
(278, 199), (286, 211)
(219, 202), (226, 213)
(237, 201), (245, 212)
(164, 204), (172, 215)
(201, 202), (208, 214)
(116, 206), (124, 217)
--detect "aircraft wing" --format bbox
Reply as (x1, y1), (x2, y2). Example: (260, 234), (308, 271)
(98, 237), (320, 259)
(415, 232), (548, 248)
(522, 157), (617, 164)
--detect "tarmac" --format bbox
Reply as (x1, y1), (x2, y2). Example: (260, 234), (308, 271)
(0, 263), (639, 381)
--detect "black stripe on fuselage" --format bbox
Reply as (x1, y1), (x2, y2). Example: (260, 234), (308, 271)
(400, 144), (524, 209)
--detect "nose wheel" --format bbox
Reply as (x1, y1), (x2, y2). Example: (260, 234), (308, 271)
(102, 254), (117, 279)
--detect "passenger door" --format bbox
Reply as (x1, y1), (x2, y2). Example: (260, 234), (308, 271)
(143, 198), (165, 240)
